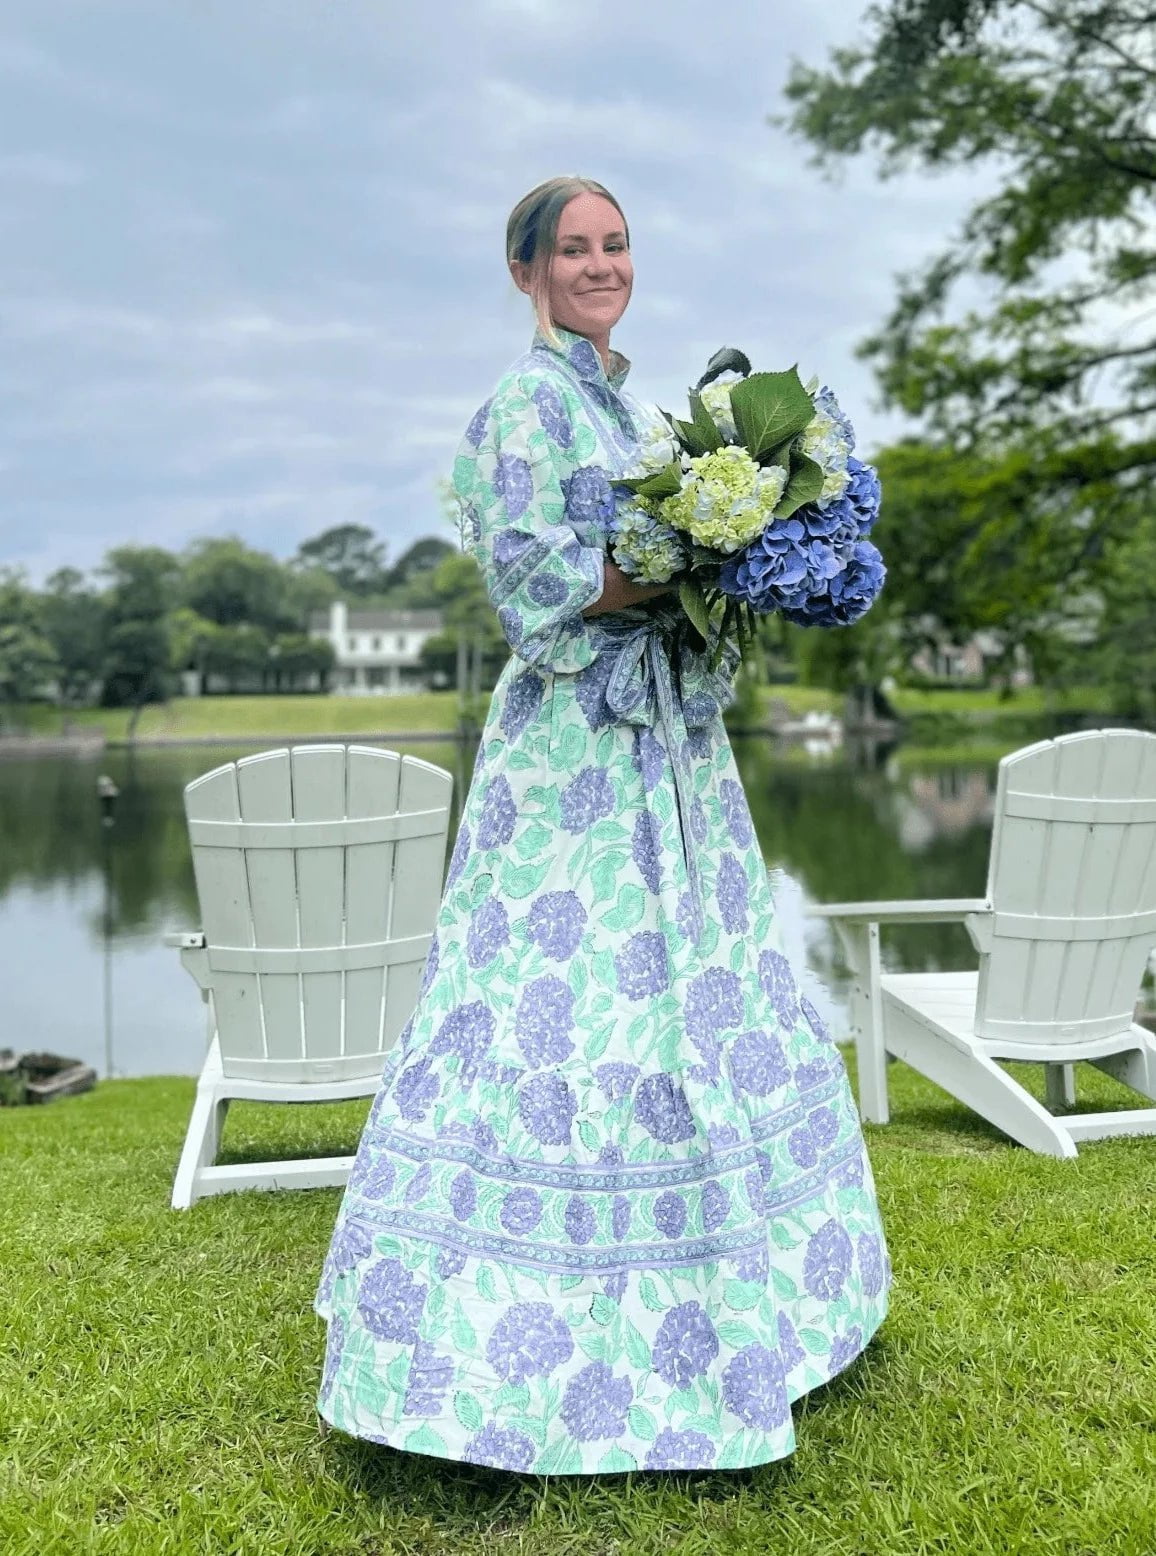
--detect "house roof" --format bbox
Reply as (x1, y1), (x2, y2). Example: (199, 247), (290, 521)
(309, 609), (444, 631)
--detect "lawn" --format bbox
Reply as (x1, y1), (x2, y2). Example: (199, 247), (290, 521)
(4, 1059), (1154, 1556)
(14, 693), (462, 742)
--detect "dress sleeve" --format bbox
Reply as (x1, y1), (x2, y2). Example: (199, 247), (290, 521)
(451, 376), (606, 675)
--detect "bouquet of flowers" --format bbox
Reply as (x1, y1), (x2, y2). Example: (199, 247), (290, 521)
(609, 348), (885, 665)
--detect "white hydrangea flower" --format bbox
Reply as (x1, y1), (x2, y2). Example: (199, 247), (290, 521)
(699, 380), (738, 442)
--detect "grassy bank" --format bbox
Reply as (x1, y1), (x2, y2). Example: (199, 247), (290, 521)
(4, 1059), (1155, 1555)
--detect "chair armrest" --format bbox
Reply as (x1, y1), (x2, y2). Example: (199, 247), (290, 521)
(164, 931), (206, 949)
(806, 897), (991, 925)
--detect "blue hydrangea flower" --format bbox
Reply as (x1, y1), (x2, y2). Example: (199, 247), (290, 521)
(403, 1162), (431, 1205)
(446, 822), (471, 887)
(598, 1143), (624, 1168)
(793, 1058), (830, 1091)
(596, 1062), (639, 1103)
(395, 1057), (439, 1122)
(721, 1343), (790, 1431)
(532, 380), (573, 448)
(837, 1153), (865, 1190)
(464, 398), (492, 448)
(561, 464), (616, 526)
(828, 1326), (864, 1377)
(493, 452), (533, 518)
(689, 796), (708, 845)
(720, 778), (754, 848)
(477, 774), (517, 850)
(701, 1178), (730, 1235)
(402, 1340), (453, 1418)
(788, 1122), (818, 1168)
(719, 517), (811, 612)
(612, 1194), (631, 1241)
(857, 1233), (886, 1298)
(631, 810), (662, 894)
(518, 1071), (577, 1146)
(435, 1245), (467, 1281)
(675, 889), (697, 942)
(321, 1315), (345, 1400)
(565, 1195), (596, 1245)
(514, 974), (575, 1067)
(801, 994), (833, 1046)
(716, 853), (749, 933)
(357, 1257), (427, 1344)
(602, 1270), (627, 1303)
(651, 1301), (720, 1389)
(707, 1122), (741, 1149)
(803, 1219), (853, 1300)
(614, 930), (670, 1000)
(653, 1191), (688, 1240)
(809, 1105), (839, 1149)
(464, 1422), (536, 1472)
(844, 455), (881, 534)
(632, 728), (666, 791)
(559, 766), (615, 833)
(734, 1241), (770, 1285)
(419, 936), (439, 996)
(526, 890), (587, 960)
(500, 671), (544, 740)
(685, 726), (712, 759)
(778, 1311), (806, 1373)
(685, 967), (744, 1040)
(486, 1301), (574, 1384)
(527, 570), (569, 606)
(449, 1169), (476, 1222)
(318, 1221), (373, 1307)
(472, 1118), (497, 1154)
(500, 1185), (543, 1235)
(431, 1002), (494, 1082)
(559, 1362), (632, 1440)
(745, 1166), (766, 1216)
(781, 539), (885, 629)
(466, 895), (509, 969)
(730, 1029), (790, 1097)
(644, 1428), (717, 1471)
(758, 949), (800, 1029)
(498, 605), (524, 647)
(635, 1073), (696, 1143)
(574, 651), (615, 731)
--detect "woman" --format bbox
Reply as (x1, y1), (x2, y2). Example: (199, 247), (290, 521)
(315, 175), (891, 1475)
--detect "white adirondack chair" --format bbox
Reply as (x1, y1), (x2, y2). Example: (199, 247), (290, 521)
(809, 728), (1156, 1158)
(169, 744), (452, 1208)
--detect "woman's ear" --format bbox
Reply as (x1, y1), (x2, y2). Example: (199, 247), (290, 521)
(509, 260), (532, 296)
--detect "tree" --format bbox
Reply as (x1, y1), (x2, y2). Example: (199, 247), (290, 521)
(201, 623), (271, 693)
(783, 0), (1156, 497)
(421, 552), (507, 702)
(293, 524), (389, 596)
(182, 536), (289, 634)
(0, 571), (60, 724)
(39, 567), (107, 705)
(386, 537), (457, 599)
(270, 633), (336, 693)
(100, 546), (180, 719)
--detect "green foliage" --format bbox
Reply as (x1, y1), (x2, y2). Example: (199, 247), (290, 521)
(292, 523), (389, 596)
(38, 568), (107, 705)
(182, 536), (290, 633)
(99, 547), (180, 710)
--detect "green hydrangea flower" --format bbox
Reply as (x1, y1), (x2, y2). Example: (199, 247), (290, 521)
(659, 447), (786, 553)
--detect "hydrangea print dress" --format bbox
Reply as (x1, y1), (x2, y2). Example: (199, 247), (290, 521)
(315, 325), (891, 1475)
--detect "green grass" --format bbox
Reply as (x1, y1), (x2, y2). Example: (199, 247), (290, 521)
(13, 694), (462, 742)
(4, 1059), (1155, 1556)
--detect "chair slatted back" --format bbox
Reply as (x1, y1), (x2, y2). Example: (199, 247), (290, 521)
(976, 729), (1156, 1048)
(183, 744), (452, 1082)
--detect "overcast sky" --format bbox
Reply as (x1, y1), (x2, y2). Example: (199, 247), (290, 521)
(0, 0), (992, 583)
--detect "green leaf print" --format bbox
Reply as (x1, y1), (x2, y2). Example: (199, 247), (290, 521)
(771, 1223), (801, 1251)
(453, 1392), (484, 1431)
(578, 1331), (610, 1363)
(515, 820), (553, 860)
(603, 884), (646, 932)
(557, 722), (588, 768)
(592, 948), (618, 991)
(404, 1424), (448, 1457)
(537, 1439), (584, 1475)
(493, 1383), (531, 1411)
(500, 859), (551, 899)
(591, 856), (619, 904)
(476, 1264), (499, 1302)
(598, 1447), (638, 1473)
(569, 957), (588, 998)
(799, 1327), (831, 1355)
(559, 1275), (583, 1292)
(571, 423), (597, 461)
(592, 818), (627, 843)
(771, 1268), (799, 1300)
(718, 1430), (754, 1470)
(627, 1405), (658, 1442)
(723, 1279), (763, 1311)
(623, 1320), (651, 1371)
(505, 747), (538, 771)
(639, 1276), (664, 1313)
(578, 1119), (601, 1151)
(729, 940), (746, 973)
(583, 1023), (613, 1063)
(588, 991), (614, 1016)
(385, 1351), (410, 1396)
(590, 1294), (618, 1327)
(717, 1320), (760, 1349)
(451, 1302), (478, 1352)
(697, 918), (720, 958)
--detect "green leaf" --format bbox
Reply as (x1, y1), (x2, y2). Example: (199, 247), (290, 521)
(584, 1023), (613, 1063)
(500, 858), (550, 899)
(451, 1302), (477, 1352)
(453, 1391), (483, 1431)
(723, 1279), (764, 1311)
(592, 947), (618, 991)
(536, 1438), (583, 1474)
(578, 1119), (601, 1151)
(590, 1294), (619, 1326)
(602, 883), (646, 932)
(623, 1320), (652, 1371)
(626, 460), (684, 499)
(776, 452), (824, 519)
(598, 1446), (638, 1473)
(799, 1327), (832, 1355)
(717, 1320), (761, 1349)
(591, 855), (619, 904)
(404, 1423), (447, 1457)
(493, 1383), (530, 1411)
(476, 1264), (499, 1302)
(385, 1351), (410, 1394)
(679, 577), (712, 640)
(771, 1268), (799, 1300)
(639, 1275), (665, 1312)
(717, 1430), (753, 1470)
(687, 392), (726, 451)
(578, 1330), (609, 1362)
(730, 369), (814, 460)
(627, 1404), (658, 1442)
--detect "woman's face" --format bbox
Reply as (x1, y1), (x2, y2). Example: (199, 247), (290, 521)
(515, 191), (633, 342)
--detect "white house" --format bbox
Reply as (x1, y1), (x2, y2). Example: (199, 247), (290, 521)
(309, 601), (444, 694)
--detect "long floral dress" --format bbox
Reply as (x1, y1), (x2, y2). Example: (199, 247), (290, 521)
(314, 325), (891, 1475)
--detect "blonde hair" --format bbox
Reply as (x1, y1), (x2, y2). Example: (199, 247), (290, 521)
(506, 176), (630, 347)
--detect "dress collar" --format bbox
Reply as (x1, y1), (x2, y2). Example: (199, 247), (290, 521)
(531, 324), (632, 391)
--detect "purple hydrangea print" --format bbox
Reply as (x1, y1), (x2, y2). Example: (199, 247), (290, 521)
(809, 1106), (839, 1150)
(450, 1170), (476, 1222)
(595, 1062), (639, 1102)
(574, 652), (615, 731)
(403, 1162), (431, 1205)
(651, 1301), (720, 1389)
(518, 1071), (577, 1146)
(527, 570), (569, 607)
(701, 1178), (730, 1235)
(323, 1221), (373, 1304)
(803, 1220), (853, 1301)
(801, 993), (833, 1045)
(321, 1316), (345, 1400)
(498, 606), (524, 648)
(631, 810), (663, 894)
(837, 1153), (865, 1189)
(395, 1058), (439, 1123)
(477, 774), (517, 850)
(729, 1030), (790, 1097)
(602, 1270), (627, 1302)
(633, 728), (666, 791)
(446, 822), (471, 887)
(568, 339), (601, 377)
(675, 890), (697, 942)
(598, 1143), (624, 1168)
(500, 671), (544, 740)
(734, 1242), (770, 1285)
(357, 1257), (427, 1344)
(614, 930), (670, 1000)
(793, 1058), (830, 1091)
(635, 1073), (696, 1144)
(465, 1422), (536, 1472)
(722, 1343), (790, 1432)
(486, 1302), (574, 1384)
(532, 380), (573, 448)
(685, 727), (712, 760)
(493, 452), (533, 519)
(612, 1194), (631, 1241)
(689, 796), (708, 845)
(402, 1340), (453, 1417)
(788, 1122), (818, 1168)
(758, 949), (800, 1029)
(745, 1166), (766, 1217)
(707, 1122), (741, 1149)
(493, 530), (535, 567)
(559, 1361), (633, 1441)
(561, 464), (616, 526)
(419, 936), (439, 996)
(644, 1428), (717, 1471)
(653, 1191), (688, 1240)
(514, 974), (575, 1067)
(436, 1245), (467, 1281)
(466, 896), (509, 969)
(472, 1118), (498, 1154)
(756, 1148), (774, 1190)
(500, 1185), (543, 1235)
(685, 967), (743, 1041)
(359, 1155), (396, 1198)
(828, 1327), (864, 1377)
(857, 1233), (885, 1299)
(565, 1195), (596, 1245)
(778, 1311), (806, 1374)
(716, 853), (749, 934)
(431, 1002), (495, 1081)
(526, 890), (587, 960)
(720, 778), (754, 848)
(464, 397), (492, 448)
(559, 766), (615, 833)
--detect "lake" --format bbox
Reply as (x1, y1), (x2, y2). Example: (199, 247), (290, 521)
(0, 734), (999, 1079)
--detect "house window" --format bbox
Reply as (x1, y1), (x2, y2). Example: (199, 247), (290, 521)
(396, 634), (406, 652)
(347, 636), (357, 654)
(371, 635), (381, 651)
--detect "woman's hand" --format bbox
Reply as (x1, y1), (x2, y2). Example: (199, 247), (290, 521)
(582, 559), (676, 618)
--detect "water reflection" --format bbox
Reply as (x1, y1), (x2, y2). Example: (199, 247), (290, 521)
(0, 737), (1002, 1078)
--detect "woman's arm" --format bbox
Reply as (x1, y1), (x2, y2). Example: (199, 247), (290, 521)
(581, 559), (676, 618)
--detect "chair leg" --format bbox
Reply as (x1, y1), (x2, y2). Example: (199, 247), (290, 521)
(1044, 1063), (1076, 1110)
(838, 921), (889, 1124)
(1088, 1028), (1156, 1102)
(172, 1037), (232, 1210)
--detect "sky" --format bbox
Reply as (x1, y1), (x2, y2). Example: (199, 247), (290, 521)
(0, 0), (994, 584)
